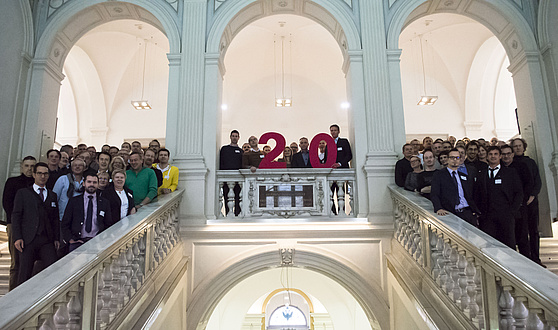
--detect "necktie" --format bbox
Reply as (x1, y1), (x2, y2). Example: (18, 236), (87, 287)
(38, 188), (45, 202)
(489, 168), (495, 179)
(86, 195), (93, 232)
(452, 171), (458, 186)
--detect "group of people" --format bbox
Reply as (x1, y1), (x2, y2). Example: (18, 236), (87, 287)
(2, 139), (179, 289)
(219, 125), (353, 215)
(395, 136), (544, 267)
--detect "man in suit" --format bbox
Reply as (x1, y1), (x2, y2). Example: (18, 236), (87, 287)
(395, 144), (414, 187)
(474, 146), (523, 249)
(330, 124), (352, 168)
(291, 137), (312, 168)
(11, 162), (60, 287)
(430, 149), (479, 226)
(2, 156), (36, 289)
(61, 174), (112, 252)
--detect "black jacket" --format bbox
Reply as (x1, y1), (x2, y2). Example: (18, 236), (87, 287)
(100, 186), (135, 226)
(334, 138), (352, 168)
(430, 168), (479, 214)
(61, 194), (112, 243)
(2, 174), (34, 224)
(11, 187), (60, 244)
(474, 165), (523, 216)
(291, 151), (313, 168)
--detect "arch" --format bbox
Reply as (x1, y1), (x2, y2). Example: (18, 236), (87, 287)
(187, 247), (386, 330)
(34, 0), (180, 71)
(206, 0), (361, 63)
(261, 288), (315, 313)
(386, 0), (538, 61)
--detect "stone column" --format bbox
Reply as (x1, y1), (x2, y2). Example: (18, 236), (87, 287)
(359, 0), (401, 224)
(509, 52), (558, 235)
(166, 0), (208, 223)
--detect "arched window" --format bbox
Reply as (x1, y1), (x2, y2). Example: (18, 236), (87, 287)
(268, 305), (308, 329)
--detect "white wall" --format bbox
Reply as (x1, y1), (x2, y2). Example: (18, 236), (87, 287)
(221, 15), (349, 148)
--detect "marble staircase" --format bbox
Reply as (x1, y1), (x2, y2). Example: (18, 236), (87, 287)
(541, 237), (558, 275)
(0, 231), (8, 297)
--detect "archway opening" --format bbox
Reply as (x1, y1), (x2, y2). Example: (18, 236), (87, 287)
(399, 13), (517, 142)
(55, 19), (170, 148)
(220, 14), (348, 149)
(206, 268), (373, 330)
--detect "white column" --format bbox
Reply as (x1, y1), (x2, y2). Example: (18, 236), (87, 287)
(509, 52), (558, 234)
(166, 0), (208, 222)
(358, 1), (400, 224)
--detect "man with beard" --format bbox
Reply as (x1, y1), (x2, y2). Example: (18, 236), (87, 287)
(61, 174), (111, 252)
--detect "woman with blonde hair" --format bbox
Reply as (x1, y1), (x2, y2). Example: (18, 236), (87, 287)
(109, 156), (126, 174)
(277, 147), (293, 168)
(100, 169), (136, 227)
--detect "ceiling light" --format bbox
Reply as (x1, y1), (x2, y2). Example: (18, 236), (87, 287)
(275, 98), (292, 107)
(341, 102), (350, 109)
(131, 100), (152, 110)
(417, 96), (438, 106)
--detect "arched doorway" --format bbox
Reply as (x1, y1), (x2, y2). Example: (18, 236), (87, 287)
(386, 0), (557, 235)
(20, 1), (180, 161)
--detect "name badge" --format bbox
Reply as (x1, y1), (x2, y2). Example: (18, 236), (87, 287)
(495, 179), (502, 184)
(260, 155), (265, 158)
(235, 150), (240, 153)
(99, 211), (105, 217)
(337, 147), (343, 151)
(127, 192), (133, 198)
(51, 202), (56, 208)
(460, 176), (467, 181)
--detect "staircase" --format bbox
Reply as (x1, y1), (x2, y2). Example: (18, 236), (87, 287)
(540, 237), (558, 275)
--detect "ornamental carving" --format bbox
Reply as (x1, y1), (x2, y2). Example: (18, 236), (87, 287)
(280, 248), (294, 266)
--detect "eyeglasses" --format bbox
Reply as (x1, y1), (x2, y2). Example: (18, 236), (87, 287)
(501, 152), (513, 156)
(35, 172), (49, 176)
(448, 156), (460, 160)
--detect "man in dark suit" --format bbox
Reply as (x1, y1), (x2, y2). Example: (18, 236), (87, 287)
(430, 149), (479, 226)
(11, 162), (60, 287)
(329, 124), (352, 168)
(2, 156), (36, 289)
(474, 146), (523, 249)
(61, 174), (112, 252)
(395, 144), (414, 187)
(291, 137), (312, 168)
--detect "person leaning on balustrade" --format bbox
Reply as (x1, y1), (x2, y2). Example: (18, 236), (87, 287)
(404, 156), (423, 192)
(416, 149), (438, 199)
(290, 137), (311, 168)
(2, 156), (36, 290)
(12, 162), (60, 287)
(242, 135), (264, 173)
(100, 169), (136, 227)
(474, 146), (523, 249)
(220, 130), (243, 216)
(61, 174), (111, 252)
(430, 149), (480, 227)
(126, 151), (158, 209)
(155, 148), (179, 195)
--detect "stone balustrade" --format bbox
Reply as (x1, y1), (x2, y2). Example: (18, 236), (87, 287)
(0, 190), (183, 330)
(217, 169), (356, 219)
(389, 186), (558, 329)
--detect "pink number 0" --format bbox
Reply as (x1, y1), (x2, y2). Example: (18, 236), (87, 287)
(258, 132), (337, 169)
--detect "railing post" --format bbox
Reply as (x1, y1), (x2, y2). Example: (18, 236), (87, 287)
(81, 272), (98, 330)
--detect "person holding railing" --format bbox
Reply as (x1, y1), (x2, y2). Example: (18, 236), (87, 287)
(291, 137), (311, 168)
(242, 136), (264, 173)
(126, 152), (158, 210)
(220, 130), (243, 216)
(155, 148), (179, 195)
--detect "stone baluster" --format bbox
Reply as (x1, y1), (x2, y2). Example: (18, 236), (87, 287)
(98, 263), (113, 327)
(158, 221), (167, 259)
(526, 308), (545, 330)
(449, 246), (460, 302)
(164, 213), (174, 247)
(393, 200), (402, 239)
(513, 296), (529, 329)
(394, 204), (404, 241)
(110, 256), (122, 313)
(138, 234), (146, 284)
(499, 285), (515, 330)
(38, 313), (55, 330)
(399, 207), (409, 243)
(152, 224), (161, 267)
(457, 252), (468, 312)
(465, 257), (479, 320)
(430, 230), (441, 279)
(238, 181), (243, 217)
(53, 301), (70, 329)
(67, 290), (82, 330)
(412, 215), (421, 262)
(160, 218), (170, 256)
(219, 181), (224, 217)
(227, 181), (235, 218)
(131, 239), (141, 293)
(348, 181), (354, 216)
(441, 240), (453, 293)
(171, 206), (180, 242)
(435, 235), (446, 285)
(402, 212), (411, 249)
(125, 246), (135, 297)
(337, 182), (346, 217)
(117, 251), (129, 306)
(474, 266), (485, 328)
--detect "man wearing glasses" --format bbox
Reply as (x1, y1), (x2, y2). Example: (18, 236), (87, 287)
(11, 162), (60, 286)
(430, 149), (480, 226)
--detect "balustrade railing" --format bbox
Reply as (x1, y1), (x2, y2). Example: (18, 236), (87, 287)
(0, 190), (183, 330)
(389, 186), (558, 329)
(217, 169), (355, 219)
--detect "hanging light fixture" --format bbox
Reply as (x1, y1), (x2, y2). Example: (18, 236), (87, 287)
(417, 33), (438, 106)
(131, 38), (152, 110)
(275, 24), (293, 107)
